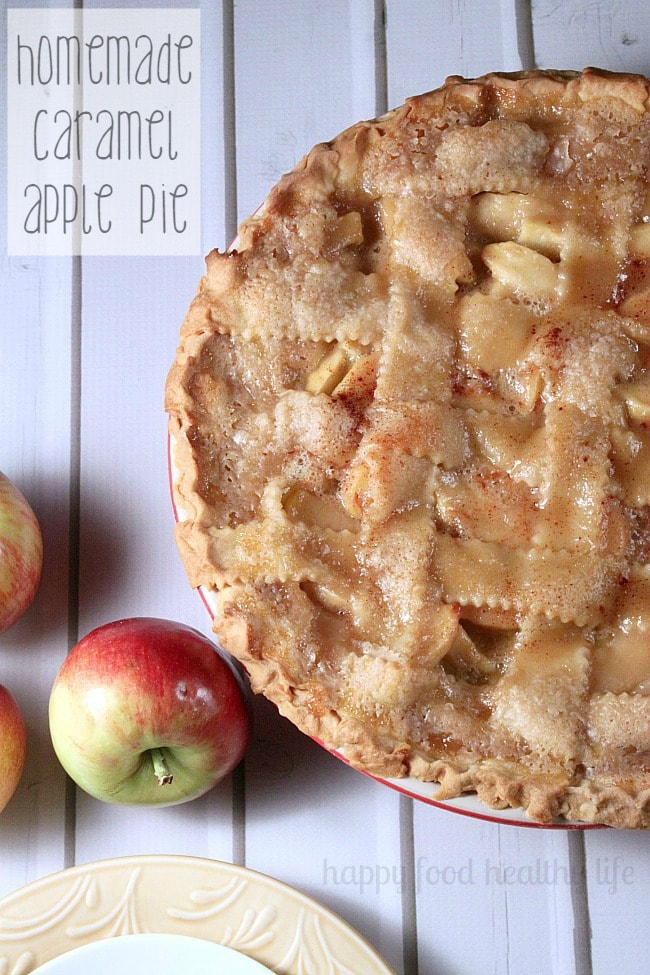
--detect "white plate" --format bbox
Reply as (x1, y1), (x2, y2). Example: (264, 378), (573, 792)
(0, 855), (395, 974)
(34, 934), (273, 975)
(167, 438), (601, 831)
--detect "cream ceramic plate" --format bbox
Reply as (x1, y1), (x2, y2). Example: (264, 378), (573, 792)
(167, 440), (599, 831)
(0, 855), (395, 975)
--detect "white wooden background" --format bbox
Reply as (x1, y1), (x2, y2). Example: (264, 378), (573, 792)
(2, 2), (650, 973)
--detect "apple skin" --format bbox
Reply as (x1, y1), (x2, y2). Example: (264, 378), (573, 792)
(0, 684), (27, 813)
(48, 618), (250, 806)
(0, 472), (43, 633)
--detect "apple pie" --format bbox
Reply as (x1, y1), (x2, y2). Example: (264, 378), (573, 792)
(166, 68), (650, 827)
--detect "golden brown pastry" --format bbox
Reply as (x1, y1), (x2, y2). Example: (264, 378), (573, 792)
(166, 69), (650, 827)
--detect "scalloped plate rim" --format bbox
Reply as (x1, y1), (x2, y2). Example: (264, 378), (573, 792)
(0, 854), (396, 974)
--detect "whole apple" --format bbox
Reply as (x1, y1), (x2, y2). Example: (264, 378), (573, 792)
(0, 684), (26, 813)
(48, 618), (250, 806)
(0, 472), (43, 633)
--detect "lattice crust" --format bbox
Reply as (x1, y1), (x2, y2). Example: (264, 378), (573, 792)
(166, 69), (650, 827)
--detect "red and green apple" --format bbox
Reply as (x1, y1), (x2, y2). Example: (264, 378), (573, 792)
(0, 684), (26, 812)
(48, 617), (250, 806)
(0, 472), (43, 633)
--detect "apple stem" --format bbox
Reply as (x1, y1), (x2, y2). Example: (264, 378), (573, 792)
(151, 748), (173, 785)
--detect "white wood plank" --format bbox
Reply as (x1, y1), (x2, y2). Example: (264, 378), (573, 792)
(0, 256), (74, 898)
(385, 6), (578, 974)
(0, 2), (73, 896)
(232, 4), (405, 972)
(233, 0), (377, 223)
(71, 1), (238, 866)
(244, 698), (405, 975)
(531, 0), (650, 74)
(385, 0), (526, 110)
(584, 829), (650, 975)
(413, 806), (577, 975)
(71, 251), (242, 865)
(529, 8), (650, 975)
